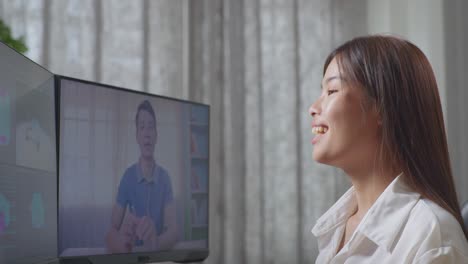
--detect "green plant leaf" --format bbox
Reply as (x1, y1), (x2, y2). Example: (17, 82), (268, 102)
(0, 19), (28, 54)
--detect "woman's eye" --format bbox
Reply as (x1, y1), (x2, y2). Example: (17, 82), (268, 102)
(327, 89), (338, 95)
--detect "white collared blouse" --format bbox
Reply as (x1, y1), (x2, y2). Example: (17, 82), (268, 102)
(312, 175), (468, 263)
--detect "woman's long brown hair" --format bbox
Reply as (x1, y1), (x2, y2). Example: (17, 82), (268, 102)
(324, 35), (467, 239)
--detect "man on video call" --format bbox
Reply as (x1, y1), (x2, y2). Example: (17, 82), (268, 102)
(106, 99), (177, 253)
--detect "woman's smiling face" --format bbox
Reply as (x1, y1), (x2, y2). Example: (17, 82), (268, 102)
(308, 57), (381, 170)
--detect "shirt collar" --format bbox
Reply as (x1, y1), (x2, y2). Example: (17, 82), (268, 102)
(311, 186), (357, 237)
(136, 162), (160, 184)
(312, 173), (421, 253)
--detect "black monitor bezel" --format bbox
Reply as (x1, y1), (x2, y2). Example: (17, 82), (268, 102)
(54, 75), (210, 264)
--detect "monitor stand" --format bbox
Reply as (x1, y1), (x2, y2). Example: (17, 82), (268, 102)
(59, 259), (93, 264)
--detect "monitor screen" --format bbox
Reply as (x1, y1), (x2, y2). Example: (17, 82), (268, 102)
(0, 42), (58, 264)
(57, 77), (209, 263)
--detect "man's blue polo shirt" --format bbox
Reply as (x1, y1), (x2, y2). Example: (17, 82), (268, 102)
(116, 162), (173, 236)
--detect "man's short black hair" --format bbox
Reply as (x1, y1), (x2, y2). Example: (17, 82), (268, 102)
(135, 99), (157, 130)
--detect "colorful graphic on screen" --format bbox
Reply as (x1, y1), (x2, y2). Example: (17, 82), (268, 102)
(0, 212), (5, 235)
(0, 192), (11, 234)
(31, 192), (45, 228)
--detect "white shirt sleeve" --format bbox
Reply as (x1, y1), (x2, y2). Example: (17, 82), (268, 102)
(415, 246), (468, 264)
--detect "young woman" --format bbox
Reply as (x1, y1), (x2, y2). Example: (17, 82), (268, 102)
(309, 35), (468, 263)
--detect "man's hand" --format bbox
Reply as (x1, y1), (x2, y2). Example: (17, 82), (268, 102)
(116, 214), (137, 252)
(135, 216), (157, 249)
(110, 211), (138, 253)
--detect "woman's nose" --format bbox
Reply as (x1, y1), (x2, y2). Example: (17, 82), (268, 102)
(308, 100), (321, 117)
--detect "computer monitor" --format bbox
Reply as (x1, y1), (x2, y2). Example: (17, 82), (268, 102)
(0, 42), (58, 264)
(57, 76), (209, 263)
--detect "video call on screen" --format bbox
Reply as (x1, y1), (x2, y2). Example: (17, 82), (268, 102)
(58, 79), (209, 257)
